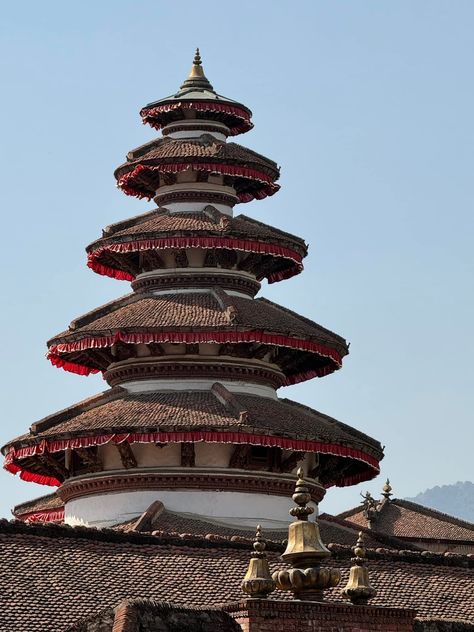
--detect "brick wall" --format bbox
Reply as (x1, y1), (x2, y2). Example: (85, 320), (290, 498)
(224, 598), (416, 632)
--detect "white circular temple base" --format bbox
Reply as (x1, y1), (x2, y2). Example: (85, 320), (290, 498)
(64, 489), (318, 530)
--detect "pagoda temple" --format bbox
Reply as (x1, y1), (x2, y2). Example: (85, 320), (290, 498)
(2, 50), (384, 530)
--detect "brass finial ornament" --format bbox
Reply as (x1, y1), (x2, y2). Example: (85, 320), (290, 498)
(180, 47), (214, 91)
(241, 525), (276, 598)
(341, 532), (377, 605)
(272, 468), (340, 601)
(381, 478), (393, 500)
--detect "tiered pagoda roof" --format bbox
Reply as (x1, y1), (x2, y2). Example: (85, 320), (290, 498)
(115, 137), (280, 202)
(4, 386), (381, 488)
(139, 49), (253, 136)
(87, 208), (307, 284)
(2, 50), (384, 525)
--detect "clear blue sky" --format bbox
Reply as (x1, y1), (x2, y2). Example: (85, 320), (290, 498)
(0, 1), (472, 518)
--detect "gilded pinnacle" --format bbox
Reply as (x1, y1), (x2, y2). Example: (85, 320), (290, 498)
(382, 478), (393, 499)
(180, 47), (214, 91)
(253, 524), (266, 554)
(193, 48), (202, 66)
(341, 531), (376, 605)
(241, 525), (275, 598)
(354, 532), (366, 559)
(290, 467), (315, 520)
(274, 469), (339, 600)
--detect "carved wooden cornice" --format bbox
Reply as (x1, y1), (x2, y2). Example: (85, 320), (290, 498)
(58, 469), (326, 504)
(131, 273), (260, 297)
(105, 357), (284, 389)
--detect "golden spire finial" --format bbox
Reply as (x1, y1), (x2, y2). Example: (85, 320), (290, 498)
(382, 478), (393, 500)
(180, 47), (214, 91)
(241, 525), (276, 598)
(272, 469), (340, 600)
(341, 532), (377, 605)
(193, 48), (202, 66)
(289, 467), (314, 521)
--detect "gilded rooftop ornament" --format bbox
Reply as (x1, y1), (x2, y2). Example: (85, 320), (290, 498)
(180, 47), (214, 91)
(381, 478), (393, 500)
(341, 532), (377, 605)
(272, 468), (340, 601)
(241, 525), (276, 598)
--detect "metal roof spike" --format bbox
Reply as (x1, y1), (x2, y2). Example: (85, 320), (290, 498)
(180, 48), (214, 91)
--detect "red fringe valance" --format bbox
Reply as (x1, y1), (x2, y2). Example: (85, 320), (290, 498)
(47, 330), (343, 382)
(87, 236), (304, 285)
(140, 101), (253, 136)
(117, 163), (280, 202)
(17, 508), (65, 523)
(4, 430), (380, 489)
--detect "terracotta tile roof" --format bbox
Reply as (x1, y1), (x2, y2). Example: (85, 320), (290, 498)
(0, 520), (472, 630)
(3, 385), (382, 489)
(4, 387), (382, 460)
(86, 209), (307, 286)
(50, 292), (345, 347)
(117, 506), (414, 551)
(47, 291), (348, 383)
(87, 209), (307, 257)
(114, 138), (280, 202)
(339, 498), (474, 543)
(13, 492), (62, 517)
(115, 137), (279, 180)
(11, 494), (410, 552)
(45, 290), (349, 385)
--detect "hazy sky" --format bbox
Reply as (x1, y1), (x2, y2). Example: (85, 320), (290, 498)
(0, 1), (472, 518)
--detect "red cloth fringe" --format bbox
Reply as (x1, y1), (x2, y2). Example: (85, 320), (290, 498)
(17, 508), (65, 523)
(4, 430), (380, 488)
(47, 331), (343, 381)
(87, 236), (303, 284)
(140, 101), (253, 136)
(117, 163), (280, 202)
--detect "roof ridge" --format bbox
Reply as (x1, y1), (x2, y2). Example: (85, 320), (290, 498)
(211, 288), (239, 324)
(126, 136), (167, 161)
(211, 383), (248, 421)
(2, 388), (123, 449)
(13, 491), (61, 513)
(0, 519), (472, 567)
(62, 292), (140, 333)
(278, 398), (382, 454)
(236, 214), (307, 249)
(319, 513), (421, 551)
(394, 498), (474, 531)
(100, 208), (165, 239)
(228, 141), (279, 173)
(256, 297), (348, 349)
(336, 504), (366, 520)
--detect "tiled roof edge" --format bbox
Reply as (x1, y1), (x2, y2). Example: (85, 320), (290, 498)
(13, 492), (61, 514)
(1, 388), (124, 452)
(1, 519), (472, 568)
(258, 297), (348, 349)
(237, 214), (307, 249)
(319, 513), (421, 551)
(394, 498), (474, 532)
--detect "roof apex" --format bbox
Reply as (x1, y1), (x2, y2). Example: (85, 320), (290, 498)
(179, 48), (214, 93)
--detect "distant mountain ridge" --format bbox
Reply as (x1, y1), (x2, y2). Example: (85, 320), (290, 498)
(406, 481), (474, 523)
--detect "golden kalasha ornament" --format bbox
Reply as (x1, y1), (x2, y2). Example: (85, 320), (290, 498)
(341, 532), (377, 605)
(272, 468), (340, 601)
(381, 478), (393, 500)
(241, 525), (276, 598)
